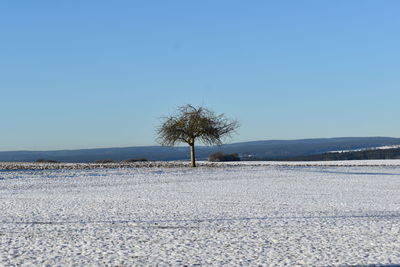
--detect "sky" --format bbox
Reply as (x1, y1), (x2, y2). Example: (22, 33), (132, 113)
(1, 1), (399, 151)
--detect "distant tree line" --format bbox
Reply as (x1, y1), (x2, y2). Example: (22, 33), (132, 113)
(34, 158), (149, 164)
(35, 159), (59, 163)
(275, 148), (400, 161)
(94, 158), (148, 163)
(208, 152), (240, 162)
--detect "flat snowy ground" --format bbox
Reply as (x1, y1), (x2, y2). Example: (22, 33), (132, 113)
(1, 161), (400, 266)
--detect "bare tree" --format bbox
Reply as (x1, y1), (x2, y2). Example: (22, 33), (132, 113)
(157, 105), (239, 167)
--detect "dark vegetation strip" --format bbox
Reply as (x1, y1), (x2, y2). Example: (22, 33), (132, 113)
(1, 162), (400, 171)
(2, 213), (400, 226)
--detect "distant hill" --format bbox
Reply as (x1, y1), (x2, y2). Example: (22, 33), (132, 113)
(1, 137), (400, 163)
(279, 147), (400, 161)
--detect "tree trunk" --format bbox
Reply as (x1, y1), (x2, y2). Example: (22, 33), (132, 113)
(189, 143), (196, 167)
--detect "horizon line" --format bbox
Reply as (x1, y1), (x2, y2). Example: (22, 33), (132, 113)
(0, 136), (398, 153)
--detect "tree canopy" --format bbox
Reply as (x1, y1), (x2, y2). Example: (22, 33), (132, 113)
(157, 105), (239, 167)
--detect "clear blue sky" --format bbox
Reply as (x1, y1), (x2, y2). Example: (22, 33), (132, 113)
(1, 1), (399, 151)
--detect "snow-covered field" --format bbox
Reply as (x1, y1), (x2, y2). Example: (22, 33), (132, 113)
(1, 161), (400, 266)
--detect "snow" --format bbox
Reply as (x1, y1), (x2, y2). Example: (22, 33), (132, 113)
(1, 161), (400, 266)
(328, 144), (400, 153)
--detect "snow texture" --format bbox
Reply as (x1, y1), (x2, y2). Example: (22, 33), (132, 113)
(1, 161), (400, 266)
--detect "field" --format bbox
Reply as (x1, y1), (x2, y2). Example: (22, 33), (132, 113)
(1, 161), (400, 266)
